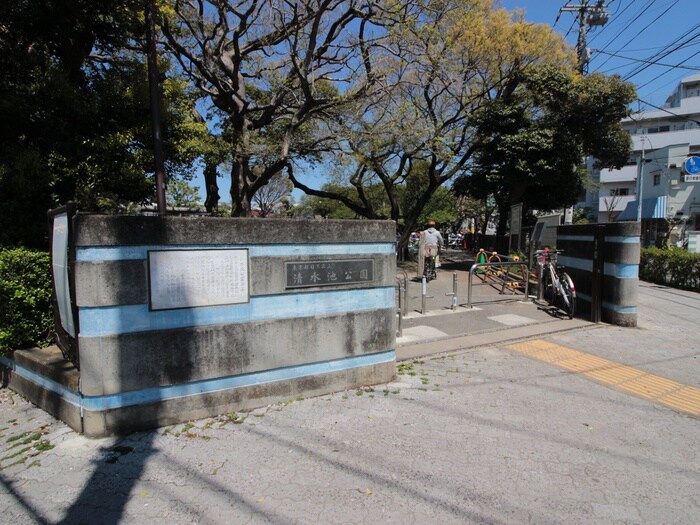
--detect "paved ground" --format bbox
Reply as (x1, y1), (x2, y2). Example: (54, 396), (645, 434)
(1, 265), (699, 524)
(396, 252), (589, 359)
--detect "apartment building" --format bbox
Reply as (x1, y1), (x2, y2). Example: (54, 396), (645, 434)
(587, 73), (700, 246)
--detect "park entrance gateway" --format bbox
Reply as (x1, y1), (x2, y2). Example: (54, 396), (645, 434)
(2, 213), (397, 436)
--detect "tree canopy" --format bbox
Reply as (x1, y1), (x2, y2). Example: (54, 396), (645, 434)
(280, 0), (577, 247)
(0, 0), (638, 249)
(0, 0), (209, 247)
(455, 64), (636, 235)
(160, 0), (395, 216)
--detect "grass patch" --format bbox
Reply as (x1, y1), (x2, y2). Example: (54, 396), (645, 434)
(6, 431), (31, 443)
(397, 362), (414, 375)
(218, 412), (246, 427)
(1, 446), (31, 462)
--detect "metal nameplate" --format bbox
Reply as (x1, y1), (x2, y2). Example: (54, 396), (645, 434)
(285, 259), (374, 289)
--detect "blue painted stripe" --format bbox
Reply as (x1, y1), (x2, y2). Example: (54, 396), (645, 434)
(604, 262), (638, 279)
(87, 350), (396, 411)
(79, 287), (395, 337)
(605, 236), (640, 244)
(0, 356), (84, 407)
(566, 292), (637, 314)
(2, 351), (396, 412)
(557, 235), (593, 242)
(603, 302), (637, 314)
(76, 243), (395, 262)
(557, 255), (593, 272)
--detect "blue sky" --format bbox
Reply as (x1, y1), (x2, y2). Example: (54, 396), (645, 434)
(501, 0), (699, 108)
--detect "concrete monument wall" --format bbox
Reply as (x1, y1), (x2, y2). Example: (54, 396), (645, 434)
(557, 222), (640, 326)
(4, 215), (397, 436)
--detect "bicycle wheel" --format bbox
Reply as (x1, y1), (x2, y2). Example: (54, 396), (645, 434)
(559, 272), (576, 319)
(541, 267), (554, 305)
(423, 257), (433, 281)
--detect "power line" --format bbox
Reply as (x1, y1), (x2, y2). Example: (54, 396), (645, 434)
(559, 1), (612, 74)
(592, 49), (700, 71)
(636, 48), (700, 90)
(587, 0), (639, 47)
(594, 0), (670, 70)
(623, 24), (700, 81)
(635, 98), (700, 126)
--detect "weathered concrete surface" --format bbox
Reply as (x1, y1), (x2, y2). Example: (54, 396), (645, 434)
(78, 308), (396, 396)
(30, 215), (398, 436)
(1, 280), (698, 524)
(75, 253), (397, 307)
(557, 222), (641, 327)
(73, 215), (396, 246)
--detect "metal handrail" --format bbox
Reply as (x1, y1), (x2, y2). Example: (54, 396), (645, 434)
(396, 270), (408, 317)
(467, 261), (531, 308)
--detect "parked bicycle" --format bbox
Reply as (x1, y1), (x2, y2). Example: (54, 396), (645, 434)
(535, 248), (576, 319)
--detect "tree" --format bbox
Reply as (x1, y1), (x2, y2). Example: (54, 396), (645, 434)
(286, 0), (574, 250)
(456, 64), (636, 235)
(456, 195), (498, 237)
(166, 179), (202, 209)
(0, 0), (210, 247)
(161, 0), (393, 217)
(252, 172), (293, 217)
(602, 189), (624, 222)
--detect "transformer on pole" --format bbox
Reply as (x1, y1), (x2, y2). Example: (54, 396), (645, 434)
(559, 1), (609, 74)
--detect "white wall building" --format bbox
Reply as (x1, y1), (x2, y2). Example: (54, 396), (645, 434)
(590, 74), (700, 245)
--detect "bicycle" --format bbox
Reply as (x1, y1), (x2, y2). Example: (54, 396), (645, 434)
(535, 249), (576, 319)
(423, 252), (437, 281)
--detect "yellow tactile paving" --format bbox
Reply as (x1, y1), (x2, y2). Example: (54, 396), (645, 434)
(505, 339), (700, 418)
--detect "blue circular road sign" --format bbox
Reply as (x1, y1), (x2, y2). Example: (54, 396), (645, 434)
(683, 156), (700, 175)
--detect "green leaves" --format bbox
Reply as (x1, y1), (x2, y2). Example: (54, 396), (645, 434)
(0, 249), (53, 355)
(458, 63), (636, 234)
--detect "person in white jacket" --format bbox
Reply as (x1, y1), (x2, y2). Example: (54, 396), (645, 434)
(422, 220), (444, 258)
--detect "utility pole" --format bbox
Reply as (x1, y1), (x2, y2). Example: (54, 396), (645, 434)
(559, 1), (609, 74)
(636, 136), (647, 223)
(145, 0), (167, 215)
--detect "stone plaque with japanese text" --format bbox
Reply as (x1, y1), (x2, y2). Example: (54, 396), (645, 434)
(285, 259), (374, 289)
(148, 249), (249, 310)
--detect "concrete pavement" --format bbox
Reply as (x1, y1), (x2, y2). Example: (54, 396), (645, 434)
(396, 253), (591, 360)
(0, 271), (698, 524)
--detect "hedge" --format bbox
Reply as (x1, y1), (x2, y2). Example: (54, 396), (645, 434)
(0, 248), (54, 356)
(639, 247), (700, 292)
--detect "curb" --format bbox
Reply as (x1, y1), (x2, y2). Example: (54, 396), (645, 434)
(396, 318), (597, 361)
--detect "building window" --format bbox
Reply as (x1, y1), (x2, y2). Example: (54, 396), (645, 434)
(653, 174), (661, 186)
(611, 188), (629, 196)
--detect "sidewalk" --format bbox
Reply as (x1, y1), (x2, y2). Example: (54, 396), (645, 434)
(396, 251), (592, 360)
(1, 267), (698, 524)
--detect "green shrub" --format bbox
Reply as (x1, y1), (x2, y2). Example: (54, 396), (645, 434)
(0, 248), (54, 356)
(640, 247), (700, 292)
